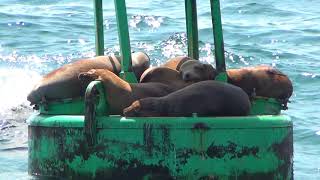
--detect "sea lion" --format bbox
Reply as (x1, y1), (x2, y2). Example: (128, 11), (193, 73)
(27, 52), (150, 105)
(78, 69), (178, 115)
(131, 52), (151, 79)
(226, 65), (293, 101)
(123, 80), (251, 117)
(179, 63), (293, 101)
(161, 56), (192, 71)
(179, 60), (217, 82)
(139, 67), (192, 89)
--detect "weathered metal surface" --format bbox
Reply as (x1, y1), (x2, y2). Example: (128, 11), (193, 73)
(28, 115), (293, 179)
(38, 98), (85, 115)
(249, 97), (283, 115)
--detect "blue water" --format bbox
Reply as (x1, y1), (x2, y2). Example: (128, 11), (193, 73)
(0, 0), (319, 179)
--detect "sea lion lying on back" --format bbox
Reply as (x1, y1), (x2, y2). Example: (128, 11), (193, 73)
(78, 69), (182, 115)
(27, 52), (150, 105)
(179, 63), (293, 101)
(123, 80), (251, 117)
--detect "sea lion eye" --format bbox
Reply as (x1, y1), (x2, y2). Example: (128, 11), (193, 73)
(194, 64), (203, 70)
(183, 73), (191, 81)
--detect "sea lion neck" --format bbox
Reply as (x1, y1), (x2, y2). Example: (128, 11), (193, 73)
(97, 70), (133, 114)
(98, 70), (131, 92)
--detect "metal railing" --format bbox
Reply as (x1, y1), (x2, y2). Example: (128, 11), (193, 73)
(93, 0), (227, 82)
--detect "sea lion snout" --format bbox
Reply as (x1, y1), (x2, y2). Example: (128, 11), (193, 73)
(182, 72), (202, 82)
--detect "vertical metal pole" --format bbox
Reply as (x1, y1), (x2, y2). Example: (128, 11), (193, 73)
(210, 0), (226, 77)
(185, 0), (199, 60)
(114, 0), (137, 83)
(94, 0), (104, 56)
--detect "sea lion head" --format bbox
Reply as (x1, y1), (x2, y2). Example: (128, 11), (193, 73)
(131, 52), (150, 80)
(179, 60), (217, 82)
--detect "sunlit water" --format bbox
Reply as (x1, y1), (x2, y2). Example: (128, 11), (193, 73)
(0, 0), (319, 179)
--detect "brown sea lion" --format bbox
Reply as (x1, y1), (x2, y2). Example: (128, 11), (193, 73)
(161, 56), (192, 70)
(139, 67), (192, 89)
(27, 52), (150, 105)
(179, 60), (217, 82)
(78, 69), (178, 115)
(179, 63), (293, 101)
(131, 52), (150, 79)
(123, 80), (251, 117)
(226, 65), (293, 101)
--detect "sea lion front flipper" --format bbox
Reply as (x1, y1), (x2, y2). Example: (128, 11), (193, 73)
(78, 69), (101, 88)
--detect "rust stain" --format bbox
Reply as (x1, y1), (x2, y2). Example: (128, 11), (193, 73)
(192, 123), (210, 130)
(192, 123), (210, 153)
(270, 128), (294, 180)
(105, 158), (174, 180)
(206, 141), (259, 159)
(143, 123), (154, 155)
(159, 125), (172, 156)
(198, 175), (218, 180)
(230, 171), (275, 180)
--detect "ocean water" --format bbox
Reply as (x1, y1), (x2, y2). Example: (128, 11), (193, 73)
(0, 0), (319, 179)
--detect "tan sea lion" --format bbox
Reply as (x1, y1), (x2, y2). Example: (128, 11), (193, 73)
(161, 56), (192, 70)
(226, 65), (293, 101)
(27, 52), (150, 105)
(131, 52), (151, 79)
(123, 80), (251, 117)
(139, 66), (192, 89)
(78, 69), (178, 115)
(179, 62), (293, 101)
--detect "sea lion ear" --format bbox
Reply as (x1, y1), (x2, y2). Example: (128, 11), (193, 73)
(212, 68), (219, 79)
(178, 70), (183, 77)
(204, 64), (217, 80)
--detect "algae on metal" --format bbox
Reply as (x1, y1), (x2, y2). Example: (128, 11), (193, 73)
(29, 114), (293, 179)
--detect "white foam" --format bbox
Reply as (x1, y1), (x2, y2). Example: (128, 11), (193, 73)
(0, 68), (40, 112)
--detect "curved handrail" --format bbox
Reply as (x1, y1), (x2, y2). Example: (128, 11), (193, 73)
(84, 81), (108, 146)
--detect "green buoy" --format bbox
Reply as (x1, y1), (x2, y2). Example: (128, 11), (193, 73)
(27, 0), (293, 179)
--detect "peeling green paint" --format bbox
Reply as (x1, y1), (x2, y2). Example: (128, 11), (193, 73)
(28, 115), (293, 179)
